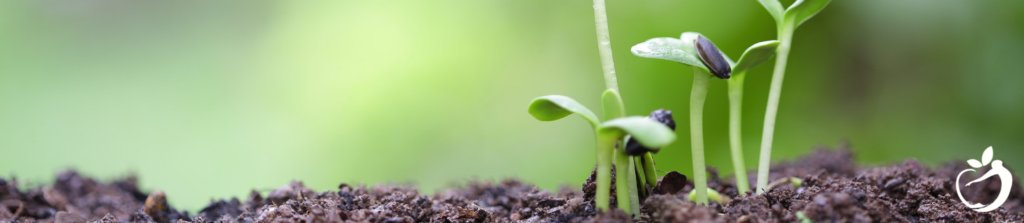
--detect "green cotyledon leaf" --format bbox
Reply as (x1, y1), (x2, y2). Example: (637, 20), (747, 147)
(785, 0), (832, 28)
(733, 40), (780, 75)
(529, 95), (600, 128)
(631, 32), (734, 74)
(598, 117), (676, 149)
(758, 0), (785, 24)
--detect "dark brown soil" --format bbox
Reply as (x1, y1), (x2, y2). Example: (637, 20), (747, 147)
(2, 144), (1022, 222)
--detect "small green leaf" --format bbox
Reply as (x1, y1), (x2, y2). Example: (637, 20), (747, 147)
(529, 95), (600, 128)
(631, 37), (705, 69)
(601, 89), (625, 121)
(631, 32), (733, 72)
(598, 117), (676, 148)
(733, 40), (780, 74)
(785, 0), (832, 28)
(758, 0), (785, 24)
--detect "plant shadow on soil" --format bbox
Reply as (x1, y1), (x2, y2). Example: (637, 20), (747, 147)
(2, 144), (1023, 222)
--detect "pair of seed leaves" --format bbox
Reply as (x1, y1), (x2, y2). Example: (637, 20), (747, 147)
(529, 92), (676, 150)
(632, 32), (776, 78)
(631, 0), (831, 75)
(759, 0), (832, 28)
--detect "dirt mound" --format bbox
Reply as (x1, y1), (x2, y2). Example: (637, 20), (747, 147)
(2, 145), (1022, 222)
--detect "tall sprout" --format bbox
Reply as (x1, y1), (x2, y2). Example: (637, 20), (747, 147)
(754, 0), (832, 194)
(524, 0), (679, 215)
(633, 32), (778, 203)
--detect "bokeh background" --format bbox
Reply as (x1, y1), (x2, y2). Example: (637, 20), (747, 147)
(2, 0), (1023, 211)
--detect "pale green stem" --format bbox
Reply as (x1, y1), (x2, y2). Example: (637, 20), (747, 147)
(614, 147), (633, 214)
(591, 0), (618, 91)
(727, 74), (750, 194)
(620, 147), (640, 216)
(595, 134), (616, 211)
(690, 68), (712, 205)
(633, 155), (648, 196)
(641, 152), (658, 187)
(756, 22), (795, 194)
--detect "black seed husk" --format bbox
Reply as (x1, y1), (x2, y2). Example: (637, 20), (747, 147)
(694, 35), (732, 79)
(624, 109), (676, 156)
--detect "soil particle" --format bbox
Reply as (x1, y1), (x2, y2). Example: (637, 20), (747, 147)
(643, 194), (726, 223)
(54, 211), (87, 223)
(580, 208), (633, 223)
(652, 171), (686, 196)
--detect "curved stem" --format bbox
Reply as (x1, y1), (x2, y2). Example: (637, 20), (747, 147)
(616, 148), (637, 215)
(690, 68), (712, 205)
(727, 74), (750, 194)
(641, 152), (658, 188)
(596, 134), (616, 211)
(756, 23), (795, 193)
(591, 0), (618, 91)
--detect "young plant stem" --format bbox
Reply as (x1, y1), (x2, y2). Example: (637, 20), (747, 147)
(641, 152), (658, 186)
(756, 22), (795, 194)
(614, 146), (632, 214)
(595, 134), (617, 211)
(689, 68), (712, 205)
(594, 0), (626, 207)
(621, 147), (641, 215)
(591, 0), (618, 91)
(633, 155), (648, 196)
(727, 74), (750, 194)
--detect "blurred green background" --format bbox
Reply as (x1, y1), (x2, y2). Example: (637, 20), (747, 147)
(2, 0), (1023, 211)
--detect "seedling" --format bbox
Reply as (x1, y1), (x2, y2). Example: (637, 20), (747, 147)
(529, 97), (675, 214)
(687, 188), (730, 204)
(632, 32), (778, 203)
(526, 0), (677, 215)
(725, 41), (779, 194)
(754, 0), (832, 194)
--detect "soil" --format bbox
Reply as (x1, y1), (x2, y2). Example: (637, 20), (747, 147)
(2, 144), (1023, 222)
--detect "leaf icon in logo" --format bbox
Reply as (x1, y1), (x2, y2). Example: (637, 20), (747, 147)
(967, 159), (983, 168)
(982, 146), (994, 166)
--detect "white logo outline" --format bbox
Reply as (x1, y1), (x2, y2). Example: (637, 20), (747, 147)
(955, 146), (1012, 212)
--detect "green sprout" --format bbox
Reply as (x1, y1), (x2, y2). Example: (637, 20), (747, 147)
(726, 41), (779, 194)
(797, 211), (813, 223)
(754, 0), (832, 194)
(525, 0), (677, 215)
(632, 32), (778, 203)
(687, 188), (730, 204)
(529, 97), (676, 214)
(765, 176), (804, 192)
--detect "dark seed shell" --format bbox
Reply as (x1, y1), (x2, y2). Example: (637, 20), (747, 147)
(694, 35), (732, 79)
(654, 171), (687, 195)
(649, 109), (676, 131)
(624, 109), (677, 156)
